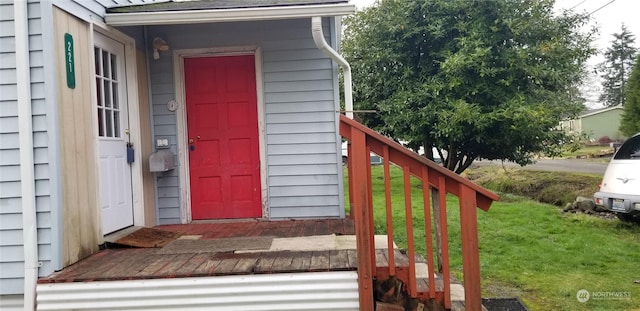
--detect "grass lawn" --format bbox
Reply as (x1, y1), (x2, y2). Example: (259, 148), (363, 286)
(345, 166), (640, 310)
(562, 145), (614, 159)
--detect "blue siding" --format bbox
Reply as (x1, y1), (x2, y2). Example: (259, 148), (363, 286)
(1, 0), (166, 297)
(144, 18), (343, 223)
(0, 0), (55, 296)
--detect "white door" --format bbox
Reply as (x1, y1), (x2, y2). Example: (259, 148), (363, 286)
(94, 32), (134, 234)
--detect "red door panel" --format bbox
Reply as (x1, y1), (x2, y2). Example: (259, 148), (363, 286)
(184, 55), (261, 220)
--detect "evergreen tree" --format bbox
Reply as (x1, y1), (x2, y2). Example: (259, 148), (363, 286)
(599, 24), (638, 107)
(620, 55), (640, 136)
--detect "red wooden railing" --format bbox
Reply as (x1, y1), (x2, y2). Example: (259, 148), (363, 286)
(340, 115), (499, 311)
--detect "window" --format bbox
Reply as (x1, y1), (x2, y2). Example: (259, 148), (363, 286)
(95, 47), (120, 138)
(614, 135), (640, 160)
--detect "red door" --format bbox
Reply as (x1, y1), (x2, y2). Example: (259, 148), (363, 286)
(184, 55), (261, 220)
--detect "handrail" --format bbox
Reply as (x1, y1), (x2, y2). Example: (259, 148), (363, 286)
(340, 115), (498, 311)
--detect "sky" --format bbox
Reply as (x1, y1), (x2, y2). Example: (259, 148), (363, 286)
(348, 0), (640, 107)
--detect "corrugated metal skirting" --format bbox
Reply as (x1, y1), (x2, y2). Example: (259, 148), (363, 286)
(36, 271), (359, 310)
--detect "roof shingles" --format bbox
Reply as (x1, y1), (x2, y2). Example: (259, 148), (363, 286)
(107, 0), (350, 13)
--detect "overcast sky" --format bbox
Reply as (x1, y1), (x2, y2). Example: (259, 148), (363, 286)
(348, 0), (640, 107)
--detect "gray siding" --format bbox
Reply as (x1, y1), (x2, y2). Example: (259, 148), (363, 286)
(144, 18), (343, 223)
(1, 0), (165, 296)
(0, 1), (53, 295)
(54, 0), (155, 23)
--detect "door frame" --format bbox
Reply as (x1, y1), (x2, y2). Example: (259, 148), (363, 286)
(90, 23), (145, 232)
(173, 46), (267, 223)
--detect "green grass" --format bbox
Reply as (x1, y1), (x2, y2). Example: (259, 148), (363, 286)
(345, 166), (640, 311)
(465, 166), (602, 206)
(562, 145), (613, 159)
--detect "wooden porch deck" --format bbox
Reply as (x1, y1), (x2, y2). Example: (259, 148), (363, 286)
(38, 219), (358, 284)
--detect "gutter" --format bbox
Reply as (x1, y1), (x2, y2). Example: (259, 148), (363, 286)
(311, 16), (353, 119)
(105, 4), (355, 26)
(15, 1), (40, 309)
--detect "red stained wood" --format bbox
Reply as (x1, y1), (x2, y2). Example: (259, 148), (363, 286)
(459, 184), (482, 311)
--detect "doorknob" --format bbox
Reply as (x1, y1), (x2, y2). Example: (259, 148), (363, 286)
(188, 138), (194, 144)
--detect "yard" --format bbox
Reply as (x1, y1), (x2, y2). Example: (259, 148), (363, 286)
(345, 166), (640, 310)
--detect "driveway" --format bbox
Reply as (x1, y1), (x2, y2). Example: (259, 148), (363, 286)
(474, 158), (608, 175)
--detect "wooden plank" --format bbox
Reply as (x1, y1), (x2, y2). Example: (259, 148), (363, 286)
(375, 249), (388, 267)
(254, 252), (277, 273)
(329, 250), (350, 270)
(135, 254), (179, 277)
(153, 254), (196, 277)
(109, 250), (162, 279)
(289, 251), (312, 271)
(271, 252), (294, 272)
(346, 249), (358, 269)
(213, 258), (240, 275)
(315, 220), (330, 235)
(193, 257), (222, 275)
(231, 257), (259, 274)
(309, 250), (330, 271)
(459, 184), (481, 311)
(302, 221), (316, 236)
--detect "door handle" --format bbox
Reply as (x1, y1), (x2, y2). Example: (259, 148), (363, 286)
(188, 138), (194, 144)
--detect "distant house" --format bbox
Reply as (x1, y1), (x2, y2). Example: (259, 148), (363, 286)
(560, 106), (624, 141)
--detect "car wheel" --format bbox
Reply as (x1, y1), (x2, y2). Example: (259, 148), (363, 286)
(616, 213), (640, 223)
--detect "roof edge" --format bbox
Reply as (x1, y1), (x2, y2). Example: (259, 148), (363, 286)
(580, 105), (623, 118)
(105, 3), (356, 26)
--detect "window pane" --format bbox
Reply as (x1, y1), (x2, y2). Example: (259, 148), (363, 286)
(106, 110), (113, 137)
(614, 136), (640, 160)
(111, 54), (117, 80)
(114, 111), (120, 138)
(94, 48), (101, 76)
(112, 83), (119, 109)
(102, 50), (109, 79)
(104, 80), (112, 108)
(96, 79), (103, 107)
(97, 108), (104, 137)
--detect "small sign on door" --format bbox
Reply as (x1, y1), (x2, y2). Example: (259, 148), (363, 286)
(64, 33), (75, 89)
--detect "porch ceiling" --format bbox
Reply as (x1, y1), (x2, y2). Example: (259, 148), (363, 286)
(104, 0), (355, 26)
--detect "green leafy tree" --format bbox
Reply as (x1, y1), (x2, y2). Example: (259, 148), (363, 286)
(620, 55), (640, 136)
(343, 0), (595, 173)
(598, 24), (638, 107)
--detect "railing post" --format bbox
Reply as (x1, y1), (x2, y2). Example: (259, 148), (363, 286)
(350, 127), (374, 310)
(459, 184), (481, 311)
(431, 188), (444, 273)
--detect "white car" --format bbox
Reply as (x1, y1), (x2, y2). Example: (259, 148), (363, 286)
(594, 132), (640, 223)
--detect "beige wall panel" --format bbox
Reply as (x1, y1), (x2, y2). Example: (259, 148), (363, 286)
(136, 49), (157, 226)
(53, 7), (101, 267)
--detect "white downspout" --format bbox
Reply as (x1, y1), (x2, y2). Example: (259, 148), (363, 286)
(311, 16), (353, 119)
(15, 1), (39, 310)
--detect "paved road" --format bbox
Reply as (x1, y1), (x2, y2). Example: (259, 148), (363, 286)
(473, 158), (609, 175)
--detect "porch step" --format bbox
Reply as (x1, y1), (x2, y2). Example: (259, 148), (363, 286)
(375, 249), (487, 311)
(103, 226), (141, 244)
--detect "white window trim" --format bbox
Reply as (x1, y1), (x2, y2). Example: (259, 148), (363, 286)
(172, 46), (268, 223)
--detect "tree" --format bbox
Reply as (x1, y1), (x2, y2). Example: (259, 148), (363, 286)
(598, 24), (638, 107)
(620, 55), (640, 136)
(342, 0), (595, 173)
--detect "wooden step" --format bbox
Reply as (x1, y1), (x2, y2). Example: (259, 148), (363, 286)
(374, 249), (488, 310)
